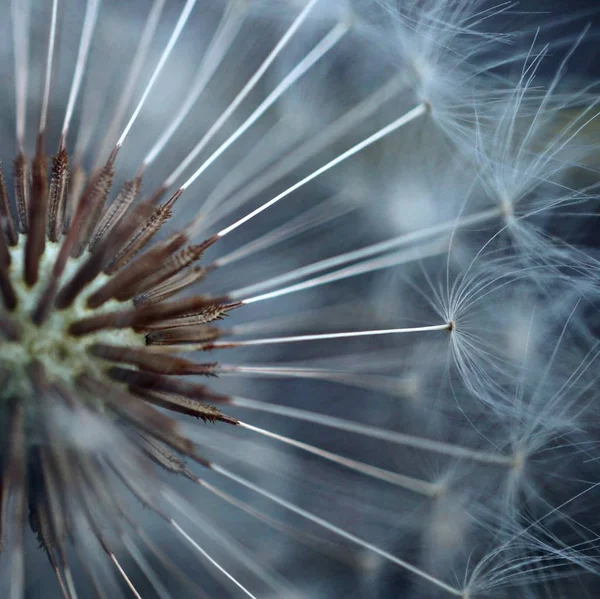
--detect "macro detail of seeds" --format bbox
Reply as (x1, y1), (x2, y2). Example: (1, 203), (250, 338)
(1, 0), (600, 597)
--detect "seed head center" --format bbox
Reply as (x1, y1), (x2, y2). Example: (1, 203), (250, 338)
(1, 239), (142, 396)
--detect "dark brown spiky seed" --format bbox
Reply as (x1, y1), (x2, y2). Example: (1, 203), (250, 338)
(134, 264), (213, 306)
(0, 161), (18, 246)
(46, 145), (70, 243)
(13, 151), (29, 234)
(24, 136), (49, 286)
(86, 231), (189, 308)
(145, 324), (223, 345)
(88, 175), (141, 252)
(70, 150), (117, 258)
(103, 189), (181, 273)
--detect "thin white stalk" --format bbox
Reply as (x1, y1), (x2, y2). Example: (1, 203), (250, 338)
(61, 0), (101, 140)
(158, 323), (450, 352)
(179, 21), (348, 192)
(302, 372), (413, 397)
(196, 477), (384, 577)
(190, 119), (303, 236)
(109, 553), (142, 599)
(214, 192), (355, 267)
(39, 0), (59, 135)
(164, 490), (295, 597)
(231, 207), (501, 299)
(194, 75), (406, 232)
(170, 519), (258, 599)
(121, 535), (171, 599)
(209, 324), (451, 348)
(195, 481), (332, 551)
(229, 299), (368, 335)
(64, 569), (78, 599)
(225, 395), (512, 466)
(214, 363), (415, 398)
(143, 0), (247, 166)
(72, 57), (112, 160)
(11, 0), (31, 149)
(217, 103), (428, 238)
(236, 239), (446, 303)
(162, 0), (321, 189)
(212, 466), (463, 597)
(96, 0), (166, 165)
(238, 421), (439, 496)
(49, 568), (70, 599)
(130, 524), (207, 598)
(9, 495), (26, 599)
(116, 0), (199, 148)
(285, 349), (418, 373)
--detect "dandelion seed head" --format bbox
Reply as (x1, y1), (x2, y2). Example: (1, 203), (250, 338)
(0, 1), (598, 598)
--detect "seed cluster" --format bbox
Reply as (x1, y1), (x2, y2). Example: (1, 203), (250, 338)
(0, 138), (240, 573)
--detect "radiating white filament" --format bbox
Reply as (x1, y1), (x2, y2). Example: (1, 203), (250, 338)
(162, 0), (322, 189)
(109, 553), (142, 599)
(217, 103), (428, 237)
(212, 324), (451, 347)
(11, 0), (31, 149)
(210, 468), (463, 596)
(178, 21), (348, 192)
(61, 0), (101, 139)
(238, 421), (439, 496)
(237, 239), (446, 303)
(232, 207), (502, 299)
(39, 0), (59, 135)
(143, 0), (247, 167)
(116, 0), (199, 148)
(170, 519), (258, 599)
(96, 0), (166, 164)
